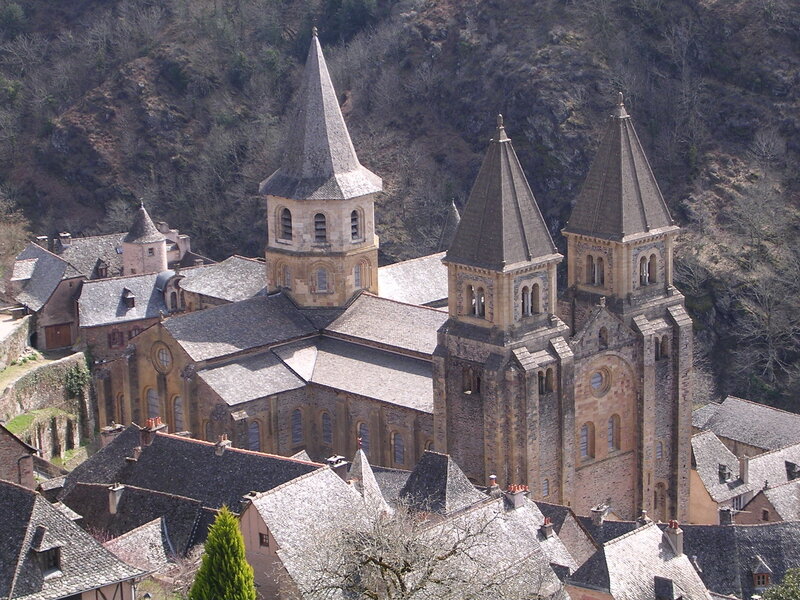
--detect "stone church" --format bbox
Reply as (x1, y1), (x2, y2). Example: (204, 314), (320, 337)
(94, 31), (691, 521)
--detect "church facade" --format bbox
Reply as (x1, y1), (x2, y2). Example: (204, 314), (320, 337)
(92, 32), (691, 521)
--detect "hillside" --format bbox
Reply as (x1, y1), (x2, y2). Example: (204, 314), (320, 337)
(0, 0), (799, 407)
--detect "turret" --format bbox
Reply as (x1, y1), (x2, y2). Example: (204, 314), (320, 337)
(122, 202), (168, 276)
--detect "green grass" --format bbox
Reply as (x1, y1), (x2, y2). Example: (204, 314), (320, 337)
(5, 407), (73, 436)
(0, 353), (57, 389)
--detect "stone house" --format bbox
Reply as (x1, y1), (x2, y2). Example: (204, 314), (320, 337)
(0, 423), (37, 489)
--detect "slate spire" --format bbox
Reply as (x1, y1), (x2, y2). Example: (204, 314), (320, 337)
(445, 115), (557, 271)
(259, 28), (382, 201)
(564, 93), (674, 241)
(123, 202), (165, 244)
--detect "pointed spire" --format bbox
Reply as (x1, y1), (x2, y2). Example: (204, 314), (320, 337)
(348, 449), (391, 514)
(445, 116), (557, 271)
(564, 92), (674, 241)
(259, 32), (382, 201)
(123, 202), (165, 244)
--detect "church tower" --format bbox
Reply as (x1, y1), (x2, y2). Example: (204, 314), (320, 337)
(122, 202), (168, 276)
(433, 116), (571, 491)
(260, 28), (382, 307)
(561, 93), (692, 520)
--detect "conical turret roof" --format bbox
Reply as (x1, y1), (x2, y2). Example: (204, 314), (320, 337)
(260, 29), (382, 201)
(123, 203), (165, 244)
(445, 116), (557, 272)
(564, 94), (675, 241)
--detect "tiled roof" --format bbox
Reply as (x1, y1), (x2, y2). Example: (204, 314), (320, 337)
(103, 517), (171, 573)
(569, 523), (712, 600)
(259, 33), (381, 201)
(0, 479), (144, 600)
(762, 480), (800, 521)
(682, 521), (800, 599)
(378, 252), (448, 306)
(163, 293), (316, 362)
(446, 117), (559, 271)
(398, 451), (486, 516)
(178, 256), (267, 303)
(60, 425), (323, 511)
(693, 396), (800, 451)
(563, 95), (676, 241)
(747, 441), (800, 489)
(576, 516), (639, 546)
(371, 465), (411, 504)
(348, 449), (391, 514)
(691, 431), (752, 503)
(325, 293), (447, 356)
(78, 271), (169, 327)
(55, 233), (125, 279)
(123, 205), (165, 244)
(13, 243), (83, 312)
(196, 351), (306, 406)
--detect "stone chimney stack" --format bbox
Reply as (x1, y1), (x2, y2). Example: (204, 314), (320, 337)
(140, 417), (166, 447)
(58, 232), (72, 247)
(739, 455), (750, 484)
(719, 507), (735, 526)
(100, 423), (125, 448)
(326, 455), (348, 480)
(541, 517), (554, 538)
(505, 484), (529, 509)
(34, 235), (49, 249)
(488, 474), (502, 498)
(664, 520), (684, 556)
(591, 503), (608, 526)
(215, 434), (232, 456)
(108, 483), (124, 515)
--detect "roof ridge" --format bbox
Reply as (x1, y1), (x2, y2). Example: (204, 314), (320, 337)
(73, 480), (203, 505)
(379, 252), (446, 269)
(724, 395), (800, 417)
(356, 291), (448, 314)
(749, 440), (800, 461)
(81, 271), (165, 285)
(600, 521), (651, 547)
(251, 465), (331, 501)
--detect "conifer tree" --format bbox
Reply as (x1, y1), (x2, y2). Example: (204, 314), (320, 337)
(189, 505), (256, 600)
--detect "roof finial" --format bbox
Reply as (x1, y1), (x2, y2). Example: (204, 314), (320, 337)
(312, 26), (318, 38)
(613, 91), (629, 118)
(139, 198), (145, 208)
(495, 113), (509, 141)
(497, 113), (504, 128)
(618, 91), (624, 106)
(357, 436), (362, 449)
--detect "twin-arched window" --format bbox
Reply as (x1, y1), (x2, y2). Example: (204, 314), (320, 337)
(466, 285), (486, 318)
(586, 255), (605, 286)
(521, 283), (541, 317)
(538, 368), (555, 395)
(640, 254), (658, 286)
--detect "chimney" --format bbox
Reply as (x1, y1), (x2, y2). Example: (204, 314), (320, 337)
(34, 235), (49, 248)
(591, 503), (608, 526)
(719, 507), (735, 526)
(739, 455), (750, 484)
(108, 483), (124, 514)
(664, 520), (684, 556)
(58, 232), (72, 247)
(637, 509), (652, 526)
(215, 434), (232, 456)
(240, 490), (259, 512)
(488, 474), (502, 498)
(194, 258), (204, 266)
(541, 516), (555, 538)
(126, 446), (143, 462)
(140, 417), (166, 446)
(100, 423), (125, 448)
(326, 455), (348, 480)
(505, 484), (529, 509)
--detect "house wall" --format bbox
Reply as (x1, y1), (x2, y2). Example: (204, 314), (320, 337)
(738, 492), (780, 525)
(241, 504), (290, 599)
(0, 427), (34, 488)
(82, 319), (159, 362)
(80, 580), (136, 600)
(37, 277), (84, 350)
(688, 469), (721, 525)
(565, 583), (614, 600)
(0, 315), (31, 371)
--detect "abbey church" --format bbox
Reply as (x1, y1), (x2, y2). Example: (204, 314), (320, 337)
(84, 31), (691, 522)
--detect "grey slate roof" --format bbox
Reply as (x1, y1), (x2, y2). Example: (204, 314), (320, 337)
(378, 252), (448, 306)
(564, 95), (676, 241)
(78, 271), (169, 327)
(0, 479), (144, 600)
(761, 480), (800, 520)
(747, 441), (800, 489)
(56, 233), (125, 278)
(576, 516), (639, 546)
(259, 32), (381, 201)
(399, 451), (486, 515)
(682, 521), (800, 599)
(197, 351), (306, 406)
(371, 465), (411, 504)
(163, 293), (316, 362)
(123, 204), (166, 244)
(446, 117), (558, 271)
(60, 425), (322, 511)
(569, 523), (712, 600)
(325, 293), (447, 356)
(691, 431), (752, 503)
(103, 517), (172, 573)
(348, 449), (391, 514)
(178, 256), (267, 302)
(693, 396), (800, 451)
(13, 243), (83, 312)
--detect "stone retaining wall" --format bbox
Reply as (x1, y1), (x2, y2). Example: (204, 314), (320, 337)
(0, 315), (31, 372)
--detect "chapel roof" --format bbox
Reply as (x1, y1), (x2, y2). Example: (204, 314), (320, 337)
(446, 115), (558, 271)
(398, 451), (486, 516)
(378, 252), (448, 307)
(123, 203), (166, 244)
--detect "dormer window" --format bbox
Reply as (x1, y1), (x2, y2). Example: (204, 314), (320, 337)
(122, 288), (135, 308)
(97, 261), (108, 278)
(147, 247), (155, 256)
(718, 464), (733, 483)
(754, 573), (770, 588)
(40, 547), (60, 573)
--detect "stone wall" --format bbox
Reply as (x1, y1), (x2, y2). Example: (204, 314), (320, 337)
(0, 315), (31, 371)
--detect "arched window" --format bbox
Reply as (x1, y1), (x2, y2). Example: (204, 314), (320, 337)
(316, 268), (329, 293)
(586, 255), (595, 285)
(599, 327), (609, 349)
(466, 285), (476, 316)
(545, 368), (554, 392)
(542, 478), (550, 497)
(463, 367), (481, 394)
(660, 336), (670, 359)
(291, 409), (303, 446)
(656, 441), (664, 460)
(146, 388), (160, 419)
(358, 422), (370, 455)
(321, 412), (333, 446)
(532, 283), (541, 313)
(655, 336), (662, 361)
(607, 414), (620, 451)
(580, 422), (595, 459)
(521, 286), (531, 317)
(248, 421), (261, 451)
(173, 396), (185, 431)
(475, 287), (486, 317)
(354, 263), (363, 289)
(424, 440), (433, 451)
(648, 254), (657, 284)
(538, 371), (546, 395)
(314, 213), (327, 243)
(392, 432), (405, 465)
(640, 256), (649, 286)
(170, 291), (178, 311)
(280, 208), (292, 241)
(351, 210), (361, 240)
(282, 264), (292, 290)
(596, 257), (605, 286)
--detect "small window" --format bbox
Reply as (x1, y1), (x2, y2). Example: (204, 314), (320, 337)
(656, 441), (663, 460)
(640, 256), (649, 286)
(354, 264), (362, 289)
(466, 285), (475, 316)
(170, 291), (178, 311)
(321, 412), (333, 446)
(475, 287), (486, 317)
(607, 414), (620, 451)
(580, 423), (595, 459)
(586, 255), (595, 285)
(157, 347), (171, 370)
(542, 478), (550, 497)
(146, 388), (160, 419)
(173, 396), (185, 431)
(280, 208), (292, 240)
(522, 286), (531, 317)
(660, 336), (670, 359)
(314, 213), (327, 243)
(545, 368), (554, 392)
(393, 432), (405, 465)
(108, 330), (125, 349)
(39, 547), (60, 572)
(754, 573), (770, 587)
(259, 532), (269, 547)
(291, 409), (303, 446)
(282, 265), (292, 290)
(599, 327), (608, 349)
(351, 210), (361, 240)
(97, 262), (108, 278)
(147, 247), (155, 256)
(596, 257), (605, 286)
(648, 254), (657, 283)
(424, 440), (433, 451)
(761, 509), (770, 522)
(463, 367), (481, 394)
(538, 371), (546, 395)
(248, 421), (261, 451)
(532, 283), (541, 313)
(316, 268), (329, 293)
(358, 422), (370, 456)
